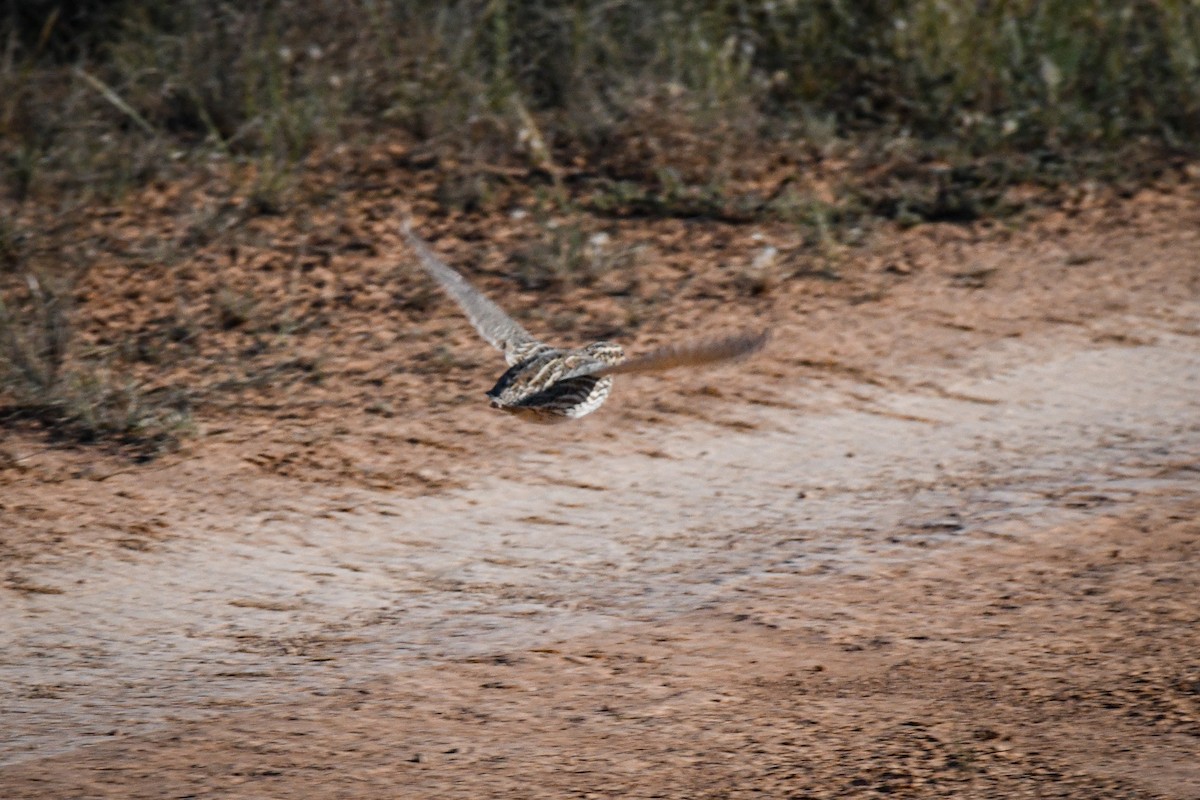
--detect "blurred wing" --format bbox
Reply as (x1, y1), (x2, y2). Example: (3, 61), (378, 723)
(402, 220), (542, 365)
(580, 330), (769, 379)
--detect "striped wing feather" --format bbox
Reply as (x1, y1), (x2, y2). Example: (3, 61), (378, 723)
(587, 330), (768, 378)
(509, 376), (614, 420)
(402, 220), (542, 365)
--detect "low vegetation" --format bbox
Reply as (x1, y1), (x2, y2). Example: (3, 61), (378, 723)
(2, 0), (1197, 451)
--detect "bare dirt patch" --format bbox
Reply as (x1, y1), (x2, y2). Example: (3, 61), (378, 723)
(2, 186), (1199, 798)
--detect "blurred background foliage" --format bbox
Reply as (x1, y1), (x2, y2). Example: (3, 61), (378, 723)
(2, 0), (1198, 200)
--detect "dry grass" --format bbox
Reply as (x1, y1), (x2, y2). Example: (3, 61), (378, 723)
(5, 2), (1197, 199)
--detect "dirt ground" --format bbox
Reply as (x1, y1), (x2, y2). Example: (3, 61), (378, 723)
(2, 178), (1199, 798)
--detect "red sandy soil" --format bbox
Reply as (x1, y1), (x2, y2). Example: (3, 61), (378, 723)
(1, 171), (1198, 798)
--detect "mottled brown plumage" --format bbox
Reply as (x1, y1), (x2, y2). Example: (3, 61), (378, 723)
(402, 221), (767, 422)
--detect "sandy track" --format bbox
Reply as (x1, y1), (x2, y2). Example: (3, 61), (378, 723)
(2, 194), (1199, 798)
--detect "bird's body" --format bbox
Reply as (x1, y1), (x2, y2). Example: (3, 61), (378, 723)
(485, 342), (623, 422)
(402, 221), (766, 422)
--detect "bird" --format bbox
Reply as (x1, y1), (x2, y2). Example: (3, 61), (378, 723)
(401, 220), (768, 423)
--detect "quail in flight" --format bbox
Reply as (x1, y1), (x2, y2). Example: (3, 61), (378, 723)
(402, 221), (767, 423)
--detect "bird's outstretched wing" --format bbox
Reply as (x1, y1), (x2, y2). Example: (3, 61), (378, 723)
(402, 220), (544, 365)
(567, 330), (769, 380)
